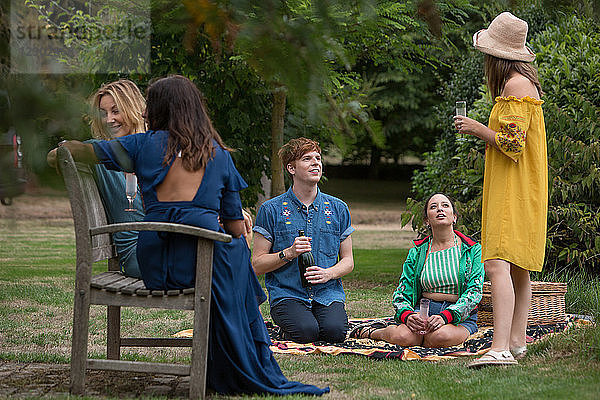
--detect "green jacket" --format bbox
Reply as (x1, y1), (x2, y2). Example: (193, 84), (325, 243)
(392, 231), (484, 325)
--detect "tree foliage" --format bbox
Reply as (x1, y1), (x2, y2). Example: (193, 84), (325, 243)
(22, 0), (151, 74)
(148, 1), (274, 207)
(184, 0), (481, 174)
(326, 0), (479, 169)
(12, 0), (481, 200)
(0, 1), (95, 174)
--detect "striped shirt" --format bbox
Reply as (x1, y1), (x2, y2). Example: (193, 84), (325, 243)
(420, 244), (461, 295)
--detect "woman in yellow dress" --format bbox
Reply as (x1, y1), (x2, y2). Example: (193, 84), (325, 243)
(453, 12), (547, 367)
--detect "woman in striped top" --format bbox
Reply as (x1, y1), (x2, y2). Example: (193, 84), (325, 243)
(351, 193), (484, 347)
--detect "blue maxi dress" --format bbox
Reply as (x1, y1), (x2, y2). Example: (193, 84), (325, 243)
(92, 131), (329, 396)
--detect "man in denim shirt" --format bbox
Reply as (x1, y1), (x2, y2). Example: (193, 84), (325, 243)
(252, 138), (354, 343)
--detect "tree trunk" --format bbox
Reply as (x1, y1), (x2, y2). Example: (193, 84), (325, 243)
(368, 145), (381, 180)
(270, 86), (286, 197)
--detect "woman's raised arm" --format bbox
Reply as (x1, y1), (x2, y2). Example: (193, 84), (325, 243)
(47, 141), (98, 168)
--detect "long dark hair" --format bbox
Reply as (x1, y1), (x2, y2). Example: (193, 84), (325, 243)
(146, 75), (229, 171)
(484, 54), (544, 99)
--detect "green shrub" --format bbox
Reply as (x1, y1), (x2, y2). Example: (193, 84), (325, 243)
(534, 16), (600, 272)
(409, 10), (600, 273)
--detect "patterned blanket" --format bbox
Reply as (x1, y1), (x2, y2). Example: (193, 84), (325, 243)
(266, 316), (584, 361)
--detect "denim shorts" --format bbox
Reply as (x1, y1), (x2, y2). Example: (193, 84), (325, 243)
(415, 298), (478, 335)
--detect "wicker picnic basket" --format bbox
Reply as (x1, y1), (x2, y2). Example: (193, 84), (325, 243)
(477, 281), (567, 326)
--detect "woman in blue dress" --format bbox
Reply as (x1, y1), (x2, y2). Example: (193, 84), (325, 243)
(57, 75), (328, 396)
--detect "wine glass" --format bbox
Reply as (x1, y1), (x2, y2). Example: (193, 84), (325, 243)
(455, 100), (466, 117)
(124, 173), (138, 212)
(455, 100), (467, 142)
(418, 298), (430, 335)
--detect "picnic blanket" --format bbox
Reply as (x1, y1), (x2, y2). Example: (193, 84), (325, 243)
(265, 315), (586, 361)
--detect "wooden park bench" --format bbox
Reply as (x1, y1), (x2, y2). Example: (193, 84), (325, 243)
(57, 146), (231, 399)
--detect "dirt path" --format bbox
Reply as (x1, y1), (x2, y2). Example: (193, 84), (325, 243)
(0, 193), (72, 220)
(0, 361), (191, 399)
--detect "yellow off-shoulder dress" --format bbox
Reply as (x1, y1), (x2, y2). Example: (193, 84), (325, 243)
(481, 96), (548, 271)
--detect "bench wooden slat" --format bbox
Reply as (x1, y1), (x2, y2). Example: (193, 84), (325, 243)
(91, 271), (126, 288)
(121, 280), (147, 295)
(91, 271), (122, 287)
(92, 271), (118, 280)
(90, 222), (231, 243)
(105, 276), (142, 292)
(88, 359), (190, 376)
(100, 275), (129, 289)
(90, 290), (195, 310)
(121, 337), (192, 347)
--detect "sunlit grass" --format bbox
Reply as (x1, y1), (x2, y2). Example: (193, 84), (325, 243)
(349, 248), (408, 283)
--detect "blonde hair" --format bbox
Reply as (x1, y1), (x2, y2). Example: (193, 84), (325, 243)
(484, 54), (543, 99)
(90, 79), (146, 139)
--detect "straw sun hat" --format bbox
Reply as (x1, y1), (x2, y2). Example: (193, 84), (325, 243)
(473, 12), (535, 62)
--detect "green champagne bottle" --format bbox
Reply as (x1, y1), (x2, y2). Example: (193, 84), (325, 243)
(297, 230), (314, 287)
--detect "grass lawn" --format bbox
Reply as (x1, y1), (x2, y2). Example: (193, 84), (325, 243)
(1, 206), (599, 399)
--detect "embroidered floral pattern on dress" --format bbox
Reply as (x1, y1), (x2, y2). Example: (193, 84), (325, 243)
(497, 122), (525, 155)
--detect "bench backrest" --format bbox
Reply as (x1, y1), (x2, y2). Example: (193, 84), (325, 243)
(58, 146), (117, 264)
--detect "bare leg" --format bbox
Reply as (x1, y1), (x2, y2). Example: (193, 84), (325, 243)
(371, 324), (423, 347)
(423, 324), (470, 348)
(509, 264), (531, 350)
(485, 259), (513, 352)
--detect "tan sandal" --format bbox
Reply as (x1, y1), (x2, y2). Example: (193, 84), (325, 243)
(468, 350), (518, 368)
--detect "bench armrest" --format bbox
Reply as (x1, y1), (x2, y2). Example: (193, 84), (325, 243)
(90, 222), (232, 243)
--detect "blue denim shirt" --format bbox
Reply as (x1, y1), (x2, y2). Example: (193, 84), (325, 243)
(254, 187), (354, 307)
